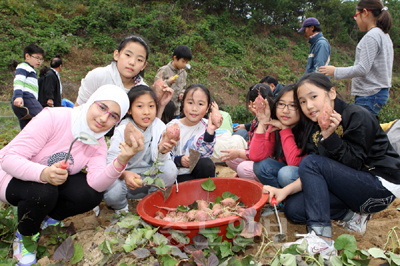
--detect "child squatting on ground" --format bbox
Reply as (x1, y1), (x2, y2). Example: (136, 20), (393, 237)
(0, 85), (145, 265)
(263, 73), (400, 260)
(250, 84), (306, 188)
(167, 84), (222, 183)
(104, 85), (178, 214)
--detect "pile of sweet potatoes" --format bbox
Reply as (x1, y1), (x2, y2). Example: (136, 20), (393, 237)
(154, 198), (246, 222)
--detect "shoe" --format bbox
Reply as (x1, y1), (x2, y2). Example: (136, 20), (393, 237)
(115, 205), (129, 215)
(13, 231), (39, 266)
(40, 216), (65, 230)
(341, 213), (371, 235)
(93, 205), (100, 217)
(282, 231), (337, 260)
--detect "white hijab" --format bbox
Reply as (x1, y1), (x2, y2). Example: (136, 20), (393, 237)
(71, 84), (130, 139)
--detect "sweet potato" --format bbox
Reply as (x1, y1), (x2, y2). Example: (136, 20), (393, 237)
(165, 123), (180, 143)
(254, 92), (264, 116)
(186, 210), (198, 221)
(220, 198), (236, 208)
(318, 103), (333, 130)
(195, 210), (209, 221)
(153, 71), (166, 101)
(124, 122), (144, 147)
(196, 200), (209, 211)
(133, 179), (143, 186)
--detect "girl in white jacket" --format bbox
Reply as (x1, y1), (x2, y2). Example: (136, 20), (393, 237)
(104, 85), (178, 213)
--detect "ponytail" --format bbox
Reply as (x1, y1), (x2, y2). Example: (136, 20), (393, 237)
(357, 0), (392, 33)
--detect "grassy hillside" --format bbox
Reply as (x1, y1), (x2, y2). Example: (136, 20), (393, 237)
(0, 0), (399, 128)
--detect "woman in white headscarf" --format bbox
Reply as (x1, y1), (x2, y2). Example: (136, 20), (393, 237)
(0, 84), (142, 266)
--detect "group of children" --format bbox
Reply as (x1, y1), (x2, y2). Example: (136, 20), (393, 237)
(2, 0), (400, 264)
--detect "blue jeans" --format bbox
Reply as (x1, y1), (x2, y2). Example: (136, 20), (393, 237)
(232, 128), (249, 142)
(284, 155), (395, 237)
(354, 88), (389, 116)
(253, 158), (298, 188)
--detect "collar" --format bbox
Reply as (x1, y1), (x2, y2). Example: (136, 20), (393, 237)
(308, 32), (323, 45)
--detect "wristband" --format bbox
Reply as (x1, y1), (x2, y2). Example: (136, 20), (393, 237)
(114, 158), (127, 171)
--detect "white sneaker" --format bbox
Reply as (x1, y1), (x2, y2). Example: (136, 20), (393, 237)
(93, 205), (100, 217)
(13, 231), (39, 266)
(115, 205), (129, 215)
(282, 231), (337, 260)
(342, 213), (371, 235)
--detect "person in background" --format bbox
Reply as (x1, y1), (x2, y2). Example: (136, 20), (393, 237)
(298, 17), (331, 75)
(38, 66), (49, 96)
(161, 101), (176, 124)
(62, 98), (74, 108)
(39, 57), (63, 107)
(155, 45), (192, 118)
(11, 44), (45, 129)
(259, 75), (283, 98)
(319, 0), (393, 117)
(233, 83), (274, 141)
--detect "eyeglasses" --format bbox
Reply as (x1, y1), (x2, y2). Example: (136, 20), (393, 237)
(30, 55), (44, 62)
(353, 9), (371, 20)
(276, 102), (298, 111)
(95, 102), (120, 124)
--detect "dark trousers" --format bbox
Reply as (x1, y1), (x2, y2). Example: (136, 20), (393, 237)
(6, 172), (103, 236)
(177, 157), (216, 183)
(284, 155), (395, 236)
(11, 97), (43, 129)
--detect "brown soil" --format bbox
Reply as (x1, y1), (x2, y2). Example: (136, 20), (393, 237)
(36, 164), (400, 265)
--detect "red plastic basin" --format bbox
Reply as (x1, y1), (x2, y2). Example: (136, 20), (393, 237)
(136, 177), (269, 247)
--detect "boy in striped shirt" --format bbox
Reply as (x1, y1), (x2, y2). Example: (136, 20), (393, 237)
(12, 44), (45, 129)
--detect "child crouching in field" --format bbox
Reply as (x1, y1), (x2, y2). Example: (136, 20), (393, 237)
(104, 85), (178, 214)
(167, 84), (221, 182)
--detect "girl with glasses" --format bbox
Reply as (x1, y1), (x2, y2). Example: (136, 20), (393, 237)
(319, 0), (393, 117)
(249, 84), (306, 189)
(2, 85), (141, 265)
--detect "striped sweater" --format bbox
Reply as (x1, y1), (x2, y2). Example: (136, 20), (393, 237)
(13, 62), (39, 100)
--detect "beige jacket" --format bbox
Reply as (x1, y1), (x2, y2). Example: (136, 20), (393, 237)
(154, 62), (187, 116)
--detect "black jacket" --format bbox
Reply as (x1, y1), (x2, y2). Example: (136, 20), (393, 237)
(306, 98), (400, 184)
(38, 69), (62, 107)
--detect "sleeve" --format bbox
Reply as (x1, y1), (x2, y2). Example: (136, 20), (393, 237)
(0, 109), (55, 183)
(191, 130), (216, 158)
(106, 124), (125, 165)
(12, 67), (27, 99)
(312, 40), (330, 71)
(248, 131), (275, 162)
(86, 143), (124, 192)
(76, 67), (105, 105)
(318, 109), (376, 170)
(245, 123), (252, 131)
(178, 71), (187, 95)
(334, 36), (379, 80)
(280, 128), (306, 166)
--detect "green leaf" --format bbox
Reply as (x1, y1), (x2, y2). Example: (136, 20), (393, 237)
(388, 251), (400, 265)
(201, 177), (216, 191)
(154, 244), (172, 255)
(177, 205), (190, 212)
(215, 196), (223, 203)
(168, 229), (190, 244)
(222, 192), (239, 201)
(367, 247), (387, 259)
(142, 170), (151, 176)
(271, 257), (280, 266)
(279, 254), (296, 266)
(154, 177), (165, 188)
(152, 232), (168, 246)
(70, 242), (84, 264)
(220, 240), (234, 258)
(330, 256), (343, 266)
(160, 254), (178, 266)
(334, 234), (357, 252)
(116, 215), (141, 229)
(143, 176), (153, 184)
(296, 240), (308, 254)
(199, 227), (220, 242)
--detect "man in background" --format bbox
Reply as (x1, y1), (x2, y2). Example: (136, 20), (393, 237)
(39, 57), (63, 107)
(298, 18), (331, 75)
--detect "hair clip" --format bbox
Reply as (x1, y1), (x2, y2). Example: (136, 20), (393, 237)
(381, 6), (388, 11)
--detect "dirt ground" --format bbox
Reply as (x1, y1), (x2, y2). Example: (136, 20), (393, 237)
(36, 164), (400, 266)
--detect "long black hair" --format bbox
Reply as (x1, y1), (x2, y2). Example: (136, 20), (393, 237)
(271, 84), (307, 159)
